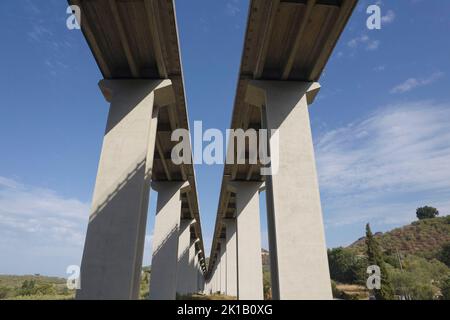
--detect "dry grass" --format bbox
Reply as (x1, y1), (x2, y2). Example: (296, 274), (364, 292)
(336, 284), (370, 300)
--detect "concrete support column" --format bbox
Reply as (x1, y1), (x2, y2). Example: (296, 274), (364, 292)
(214, 264), (219, 294)
(176, 219), (194, 296)
(195, 250), (203, 293)
(149, 181), (189, 300)
(76, 80), (174, 300)
(187, 238), (197, 294)
(198, 261), (204, 292)
(194, 251), (199, 292)
(225, 219), (237, 297)
(229, 181), (264, 300)
(219, 240), (227, 295)
(216, 259), (221, 294)
(245, 81), (332, 300)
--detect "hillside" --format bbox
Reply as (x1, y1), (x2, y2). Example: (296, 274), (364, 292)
(349, 215), (450, 258)
(327, 215), (450, 300)
(0, 274), (75, 300)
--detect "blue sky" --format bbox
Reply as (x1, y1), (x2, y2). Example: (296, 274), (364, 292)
(0, 0), (449, 277)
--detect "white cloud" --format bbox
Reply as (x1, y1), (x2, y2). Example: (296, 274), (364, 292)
(390, 72), (444, 94)
(316, 101), (450, 232)
(347, 34), (380, 51)
(366, 39), (380, 50)
(0, 178), (89, 275)
(381, 9), (396, 24)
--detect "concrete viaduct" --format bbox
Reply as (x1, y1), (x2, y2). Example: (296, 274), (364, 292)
(71, 0), (357, 300)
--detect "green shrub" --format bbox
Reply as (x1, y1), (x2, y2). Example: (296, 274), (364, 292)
(0, 286), (12, 299)
(388, 255), (450, 300)
(328, 247), (367, 284)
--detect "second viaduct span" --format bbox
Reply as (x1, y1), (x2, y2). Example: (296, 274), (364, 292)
(72, 0), (357, 300)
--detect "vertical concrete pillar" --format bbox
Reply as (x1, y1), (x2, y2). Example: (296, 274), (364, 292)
(225, 219), (237, 297)
(216, 259), (221, 294)
(229, 182), (264, 300)
(194, 251), (199, 292)
(206, 276), (211, 294)
(219, 240), (227, 295)
(195, 249), (203, 293)
(246, 81), (332, 300)
(176, 219), (194, 296)
(149, 181), (189, 300)
(213, 269), (217, 294)
(187, 238), (197, 294)
(214, 264), (219, 294)
(76, 80), (174, 300)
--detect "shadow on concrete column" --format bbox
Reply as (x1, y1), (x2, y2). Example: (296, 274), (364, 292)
(76, 80), (172, 300)
(246, 80), (332, 300)
(229, 181), (264, 300)
(149, 181), (188, 300)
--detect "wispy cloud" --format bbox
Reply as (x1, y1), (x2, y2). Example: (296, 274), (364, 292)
(226, 0), (241, 17)
(0, 177), (89, 275)
(27, 23), (53, 42)
(390, 72), (444, 94)
(381, 9), (396, 24)
(22, 0), (73, 76)
(347, 34), (380, 51)
(316, 101), (450, 233)
(0, 178), (88, 245)
(24, 0), (42, 15)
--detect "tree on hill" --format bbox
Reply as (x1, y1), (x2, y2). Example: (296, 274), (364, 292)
(416, 206), (439, 220)
(366, 223), (395, 300)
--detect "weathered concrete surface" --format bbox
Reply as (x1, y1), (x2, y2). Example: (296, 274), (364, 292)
(176, 219), (194, 295)
(219, 240), (227, 295)
(76, 80), (174, 300)
(149, 181), (189, 300)
(225, 219), (237, 297)
(246, 80), (332, 300)
(229, 181), (264, 300)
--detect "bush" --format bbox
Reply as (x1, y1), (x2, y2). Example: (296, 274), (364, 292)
(0, 286), (11, 299)
(388, 255), (450, 300)
(328, 248), (367, 284)
(18, 280), (37, 296)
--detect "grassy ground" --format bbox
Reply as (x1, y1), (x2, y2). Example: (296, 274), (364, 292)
(0, 275), (75, 300)
(335, 284), (369, 300)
